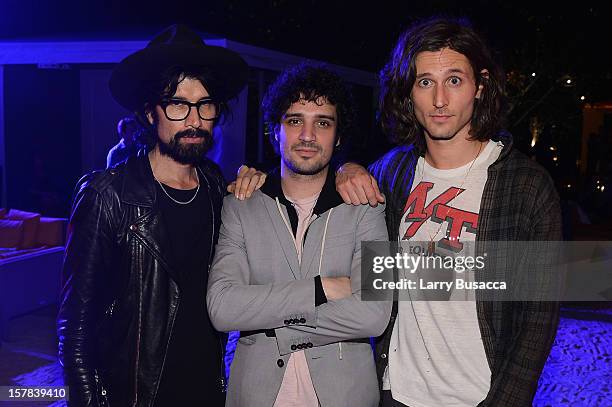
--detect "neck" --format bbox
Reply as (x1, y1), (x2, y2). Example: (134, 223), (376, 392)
(280, 164), (328, 200)
(424, 134), (487, 170)
(148, 147), (198, 189)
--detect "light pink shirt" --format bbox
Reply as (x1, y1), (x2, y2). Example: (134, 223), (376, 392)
(274, 192), (320, 407)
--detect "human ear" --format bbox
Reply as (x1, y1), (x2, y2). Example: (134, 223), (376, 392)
(146, 109), (154, 125)
(475, 69), (489, 99)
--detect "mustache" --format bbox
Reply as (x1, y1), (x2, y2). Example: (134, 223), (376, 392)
(291, 142), (322, 151)
(175, 128), (211, 139)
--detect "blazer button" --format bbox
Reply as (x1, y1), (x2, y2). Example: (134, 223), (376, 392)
(291, 345), (297, 351)
(307, 342), (313, 348)
(380, 353), (387, 359)
(297, 344), (304, 350)
(130, 224), (137, 231)
(284, 320), (290, 325)
(277, 359), (284, 368)
(299, 318), (306, 323)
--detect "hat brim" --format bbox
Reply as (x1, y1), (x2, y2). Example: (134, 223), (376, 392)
(109, 43), (248, 111)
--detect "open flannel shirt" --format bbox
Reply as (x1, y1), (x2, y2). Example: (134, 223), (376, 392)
(369, 132), (562, 407)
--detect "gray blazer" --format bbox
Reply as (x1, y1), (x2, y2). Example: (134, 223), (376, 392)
(207, 171), (390, 407)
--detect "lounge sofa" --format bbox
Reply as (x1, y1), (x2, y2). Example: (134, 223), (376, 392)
(0, 208), (66, 341)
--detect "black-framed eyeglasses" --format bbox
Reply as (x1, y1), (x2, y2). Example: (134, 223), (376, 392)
(159, 98), (220, 121)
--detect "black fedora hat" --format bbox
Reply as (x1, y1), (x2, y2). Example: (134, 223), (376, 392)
(109, 24), (248, 111)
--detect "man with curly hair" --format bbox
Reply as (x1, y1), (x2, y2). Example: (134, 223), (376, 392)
(334, 18), (562, 407)
(207, 63), (391, 406)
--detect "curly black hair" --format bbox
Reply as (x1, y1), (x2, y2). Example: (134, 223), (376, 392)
(379, 17), (507, 147)
(262, 62), (356, 154)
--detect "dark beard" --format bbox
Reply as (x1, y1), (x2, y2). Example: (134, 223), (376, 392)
(158, 128), (213, 165)
(283, 143), (328, 176)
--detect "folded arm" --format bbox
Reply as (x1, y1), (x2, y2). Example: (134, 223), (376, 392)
(207, 198), (318, 332)
(274, 203), (391, 354)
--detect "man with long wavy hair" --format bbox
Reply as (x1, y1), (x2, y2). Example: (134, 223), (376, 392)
(335, 17), (561, 407)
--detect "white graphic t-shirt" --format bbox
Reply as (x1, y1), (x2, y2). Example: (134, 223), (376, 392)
(383, 140), (503, 407)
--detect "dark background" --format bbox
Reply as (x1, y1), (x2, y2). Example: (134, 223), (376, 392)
(0, 0), (610, 233)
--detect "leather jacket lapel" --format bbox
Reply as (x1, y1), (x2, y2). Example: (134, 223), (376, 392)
(120, 153), (179, 280)
(128, 208), (180, 281)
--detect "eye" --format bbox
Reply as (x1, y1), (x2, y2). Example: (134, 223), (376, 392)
(447, 76), (462, 86)
(417, 78), (433, 87)
(317, 120), (332, 128)
(286, 118), (302, 126)
(168, 99), (185, 106)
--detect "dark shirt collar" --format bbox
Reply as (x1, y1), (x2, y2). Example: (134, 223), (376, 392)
(260, 166), (344, 215)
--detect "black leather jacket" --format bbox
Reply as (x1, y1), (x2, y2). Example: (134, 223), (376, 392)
(57, 153), (226, 406)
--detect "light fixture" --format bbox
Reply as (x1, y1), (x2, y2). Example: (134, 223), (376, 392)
(580, 96), (585, 101)
(531, 72), (536, 77)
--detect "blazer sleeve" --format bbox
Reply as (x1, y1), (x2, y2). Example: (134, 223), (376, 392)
(57, 176), (116, 407)
(274, 202), (392, 355)
(207, 197), (318, 332)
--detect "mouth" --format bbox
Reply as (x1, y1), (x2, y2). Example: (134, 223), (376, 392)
(429, 114), (453, 123)
(294, 148), (319, 158)
(180, 136), (205, 144)
(178, 130), (208, 143)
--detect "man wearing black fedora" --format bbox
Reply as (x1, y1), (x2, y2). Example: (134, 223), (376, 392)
(58, 24), (256, 406)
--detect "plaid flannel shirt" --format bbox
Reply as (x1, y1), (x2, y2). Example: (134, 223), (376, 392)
(370, 132), (562, 407)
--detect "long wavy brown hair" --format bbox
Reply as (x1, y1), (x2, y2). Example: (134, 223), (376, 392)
(379, 17), (507, 147)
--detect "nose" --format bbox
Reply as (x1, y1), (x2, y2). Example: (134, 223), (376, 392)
(299, 122), (316, 142)
(184, 105), (202, 128)
(433, 84), (449, 109)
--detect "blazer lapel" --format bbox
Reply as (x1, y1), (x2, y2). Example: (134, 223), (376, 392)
(301, 214), (322, 279)
(263, 198), (300, 280)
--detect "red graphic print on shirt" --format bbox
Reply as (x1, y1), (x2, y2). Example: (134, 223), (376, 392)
(402, 182), (478, 252)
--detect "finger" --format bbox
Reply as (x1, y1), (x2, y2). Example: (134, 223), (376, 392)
(346, 189), (362, 206)
(354, 183), (370, 205)
(238, 168), (257, 199)
(232, 165), (250, 199)
(236, 164), (248, 177)
(371, 176), (385, 203)
(227, 181), (236, 194)
(255, 172), (267, 190)
(361, 181), (379, 207)
(233, 176), (245, 199)
(338, 187), (353, 205)
(243, 173), (261, 198)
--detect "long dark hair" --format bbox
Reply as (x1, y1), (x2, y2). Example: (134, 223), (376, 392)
(379, 17), (507, 147)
